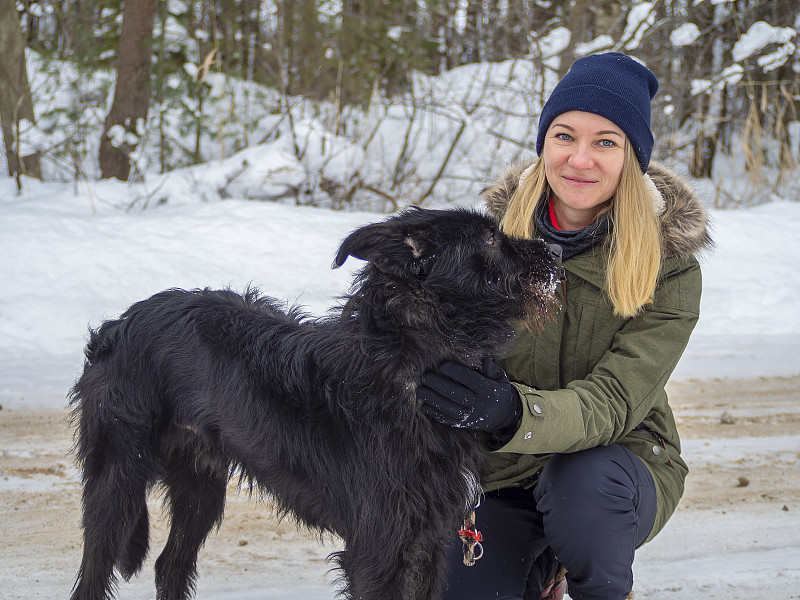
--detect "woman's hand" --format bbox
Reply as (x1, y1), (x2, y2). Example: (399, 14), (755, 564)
(418, 356), (521, 433)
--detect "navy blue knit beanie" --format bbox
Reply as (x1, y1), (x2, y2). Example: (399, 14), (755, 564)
(536, 52), (659, 172)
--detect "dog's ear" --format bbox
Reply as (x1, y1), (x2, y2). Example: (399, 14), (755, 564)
(333, 222), (425, 276)
(334, 224), (390, 267)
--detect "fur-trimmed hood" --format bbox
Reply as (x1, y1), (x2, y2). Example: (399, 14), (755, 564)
(481, 159), (713, 260)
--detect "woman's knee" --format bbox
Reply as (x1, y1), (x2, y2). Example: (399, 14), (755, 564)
(534, 444), (657, 547)
(538, 446), (627, 503)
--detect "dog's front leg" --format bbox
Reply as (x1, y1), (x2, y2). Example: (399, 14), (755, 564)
(334, 532), (446, 600)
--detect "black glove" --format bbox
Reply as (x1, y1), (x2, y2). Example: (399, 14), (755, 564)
(418, 356), (521, 432)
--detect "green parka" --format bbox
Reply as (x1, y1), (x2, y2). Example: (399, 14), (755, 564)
(481, 160), (713, 542)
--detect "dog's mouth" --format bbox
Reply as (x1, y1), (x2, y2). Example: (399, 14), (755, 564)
(485, 270), (559, 324)
(488, 260), (560, 297)
(513, 269), (562, 329)
(487, 240), (561, 301)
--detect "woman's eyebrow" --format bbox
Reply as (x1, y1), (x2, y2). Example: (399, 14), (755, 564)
(596, 130), (625, 138)
(551, 123), (624, 138)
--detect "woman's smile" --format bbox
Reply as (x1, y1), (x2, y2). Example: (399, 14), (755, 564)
(562, 175), (598, 186)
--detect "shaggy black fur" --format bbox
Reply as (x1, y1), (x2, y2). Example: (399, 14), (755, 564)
(69, 207), (560, 600)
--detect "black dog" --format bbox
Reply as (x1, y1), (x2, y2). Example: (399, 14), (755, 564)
(69, 207), (560, 600)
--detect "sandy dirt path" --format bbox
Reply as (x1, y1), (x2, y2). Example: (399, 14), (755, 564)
(1, 375), (798, 599)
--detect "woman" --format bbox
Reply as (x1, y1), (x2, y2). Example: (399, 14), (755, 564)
(418, 53), (712, 599)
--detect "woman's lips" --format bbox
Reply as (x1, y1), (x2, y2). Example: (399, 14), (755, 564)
(563, 175), (597, 186)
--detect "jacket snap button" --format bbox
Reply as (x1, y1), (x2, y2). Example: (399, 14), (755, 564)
(532, 404), (542, 414)
(652, 445), (662, 455)
(524, 432), (532, 440)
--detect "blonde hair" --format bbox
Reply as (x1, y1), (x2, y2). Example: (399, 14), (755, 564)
(500, 143), (662, 318)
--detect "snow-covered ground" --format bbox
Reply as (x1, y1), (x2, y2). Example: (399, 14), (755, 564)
(1, 170), (799, 599)
(2, 172), (799, 408)
(634, 433), (800, 599)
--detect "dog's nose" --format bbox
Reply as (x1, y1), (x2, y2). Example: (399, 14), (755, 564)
(546, 243), (563, 267)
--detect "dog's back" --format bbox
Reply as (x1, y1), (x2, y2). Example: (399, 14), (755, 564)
(73, 288), (288, 448)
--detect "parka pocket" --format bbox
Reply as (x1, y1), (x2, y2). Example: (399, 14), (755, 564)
(622, 431), (672, 467)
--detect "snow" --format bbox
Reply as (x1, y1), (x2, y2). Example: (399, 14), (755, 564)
(2, 45), (800, 600)
(634, 437), (800, 598)
(634, 508), (800, 599)
(2, 168), (798, 408)
(732, 21), (795, 63)
(575, 35), (614, 56)
(622, 2), (656, 51)
(719, 63), (744, 87)
(669, 23), (701, 48)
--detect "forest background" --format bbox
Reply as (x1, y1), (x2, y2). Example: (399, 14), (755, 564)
(1, 0), (799, 211)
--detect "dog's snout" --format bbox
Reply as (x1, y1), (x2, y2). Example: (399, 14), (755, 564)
(547, 243), (563, 268)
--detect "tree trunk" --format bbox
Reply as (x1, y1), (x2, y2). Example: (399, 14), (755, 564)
(429, 0), (459, 74)
(0, 0), (41, 180)
(98, 0), (158, 181)
(558, 0), (593, 78)
(688, 0), (729, 179)
(461, 0), (483, 64)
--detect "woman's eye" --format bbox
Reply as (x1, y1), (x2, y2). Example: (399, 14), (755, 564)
(555, 133), (572, 141)
(599, 139), (616, 147)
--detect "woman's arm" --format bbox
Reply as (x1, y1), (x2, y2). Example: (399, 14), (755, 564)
(496, 257), (701, 454)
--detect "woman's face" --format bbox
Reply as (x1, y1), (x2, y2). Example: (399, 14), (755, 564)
(542, 110), (626, 231)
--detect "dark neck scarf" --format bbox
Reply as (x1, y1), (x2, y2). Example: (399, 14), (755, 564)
(534, 197), (611, 260)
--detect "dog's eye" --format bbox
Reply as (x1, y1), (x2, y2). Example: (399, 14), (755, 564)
(486, 233), (497, 246)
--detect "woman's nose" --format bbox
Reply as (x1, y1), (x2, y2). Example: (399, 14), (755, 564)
(568, 144), (594, 169)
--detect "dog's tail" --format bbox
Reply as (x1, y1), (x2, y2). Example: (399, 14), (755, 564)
(69, 318), (157, 594)
(70, 315), (160, 466)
